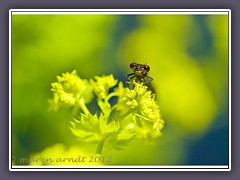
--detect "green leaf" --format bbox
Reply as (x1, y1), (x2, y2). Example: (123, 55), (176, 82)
(70, 128), (99, 143)
(117, 129), (136, 141)
(80, 113), (98, 130)
(106, 121), (120, 133)
(97, 100), (111, 116)
(69, 113), (101, 143)
(99, 114), (120, 134)
(107, 129), (136, 150)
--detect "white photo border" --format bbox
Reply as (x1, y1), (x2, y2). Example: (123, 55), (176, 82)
(9, 9), (231, 171)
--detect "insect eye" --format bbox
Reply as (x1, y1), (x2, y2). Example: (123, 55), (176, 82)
(144, 65), (150, 72)
(130, 62), (136, 69)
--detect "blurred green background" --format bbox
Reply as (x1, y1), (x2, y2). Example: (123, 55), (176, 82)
(12, 14), (229, 165)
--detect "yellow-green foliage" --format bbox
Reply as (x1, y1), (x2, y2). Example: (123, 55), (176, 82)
(49, 70), (164, 155)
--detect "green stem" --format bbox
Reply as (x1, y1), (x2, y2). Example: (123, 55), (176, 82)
(133, 114), (142, 127)
(96, 138), (105, 155)
(78, 99), (90, 115)
(118, 109), (135, 121)
(105, 92), (119, 103)
(71, 104), (80, 116)
(135, 113), (151, 121)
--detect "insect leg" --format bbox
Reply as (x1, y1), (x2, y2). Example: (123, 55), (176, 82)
(143, 75), (153, 85)
(143, 75), (156, 94)
(126, 73), (135, 83)
(126, 73), (136, 89)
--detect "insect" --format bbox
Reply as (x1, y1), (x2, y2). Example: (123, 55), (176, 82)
(126, 62), (154, 91)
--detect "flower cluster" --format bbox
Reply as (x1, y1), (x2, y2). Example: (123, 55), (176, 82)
(49, 70), (164, 154)
(117, 81), (164, 139)
(90, 75), (117, 99)
(49, 70), (93, 111)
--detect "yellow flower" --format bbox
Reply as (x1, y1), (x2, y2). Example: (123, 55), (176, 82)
(120, 81), (164, 139)
(48, 71), (165, 153)
(113, 81), (125, 97)
(49, 70), (93, 110)
(91, 74), (118, 99)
